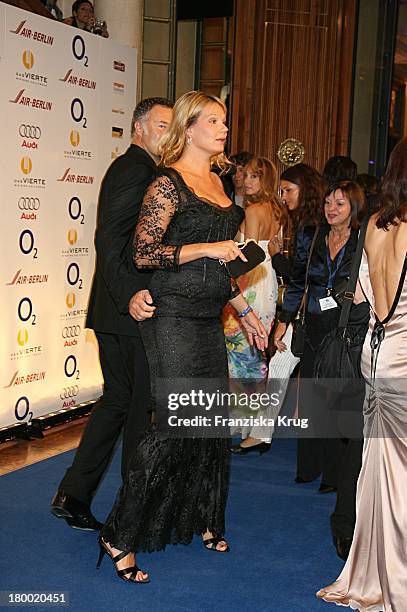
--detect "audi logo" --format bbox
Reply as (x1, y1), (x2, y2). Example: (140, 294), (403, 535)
(18, 197), (40, 211)
(60, 385), (79, 399)
(19, 124), (41, 139)
(62, 325), (81, 338)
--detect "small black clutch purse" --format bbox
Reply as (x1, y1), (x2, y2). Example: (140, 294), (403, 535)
(224, 240), (266, 278)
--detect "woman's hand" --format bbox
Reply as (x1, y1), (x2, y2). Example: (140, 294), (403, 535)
(268, 235), (281, 257)
(273, 321), (288, 352)
(240, 311), (268, 351)
(204, 240), (247, 263)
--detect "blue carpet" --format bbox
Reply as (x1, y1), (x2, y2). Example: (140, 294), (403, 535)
(0, 439), (343, 611)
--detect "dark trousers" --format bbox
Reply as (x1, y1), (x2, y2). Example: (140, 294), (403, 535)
(331, 438), (363, 538)
(60, 332), (150, 506)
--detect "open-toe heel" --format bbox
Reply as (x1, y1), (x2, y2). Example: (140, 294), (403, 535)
(202, 534), (230, 553)
(97, 537), (150, 583)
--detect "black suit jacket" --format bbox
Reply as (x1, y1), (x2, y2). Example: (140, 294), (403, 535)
(86, 145), (155, 336)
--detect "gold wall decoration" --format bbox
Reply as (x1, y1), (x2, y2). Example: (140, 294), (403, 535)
(277, 138), (305, 166)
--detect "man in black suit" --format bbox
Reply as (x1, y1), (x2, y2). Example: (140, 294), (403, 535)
(51, 97), (173, 530)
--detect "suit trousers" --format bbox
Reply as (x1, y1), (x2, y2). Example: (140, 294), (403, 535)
(59, 332), (150, 506)
(330, 438), (363, 538)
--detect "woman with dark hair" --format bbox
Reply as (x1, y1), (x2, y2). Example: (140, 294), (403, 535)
(224, 157), (285, 453)
(268, 163), (325, 279)
(64, 0), (109, 36)
(317, 141), (407, 611)
(273, 181), (367, 491)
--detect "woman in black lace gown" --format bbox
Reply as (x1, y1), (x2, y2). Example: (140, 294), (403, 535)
(99, 91), (267, 582)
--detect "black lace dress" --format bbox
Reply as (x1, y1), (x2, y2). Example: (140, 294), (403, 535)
(101, 168), (244, 553)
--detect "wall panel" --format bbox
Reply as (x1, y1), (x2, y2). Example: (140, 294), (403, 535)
(231, 0), (357, 171)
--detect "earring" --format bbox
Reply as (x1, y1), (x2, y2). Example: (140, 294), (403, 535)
(186, 136), (192, 145)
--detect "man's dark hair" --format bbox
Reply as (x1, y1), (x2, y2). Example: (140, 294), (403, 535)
(131, 97), (173, 137)
(72, 0), (93, 14)
(323, 155), (358, 186)
(229, 151), (254, 168)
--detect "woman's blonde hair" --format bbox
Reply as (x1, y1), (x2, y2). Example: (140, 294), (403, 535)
(159, 91), (230, 172)
(245, 157), (278, 202)
(245, 156), (287, 227)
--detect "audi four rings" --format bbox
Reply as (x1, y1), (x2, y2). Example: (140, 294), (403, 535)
(19, 125), (41, 138)
(62, 325), (81, 338)
(18, 197), (40, 210)
(60, 385), (79, 399)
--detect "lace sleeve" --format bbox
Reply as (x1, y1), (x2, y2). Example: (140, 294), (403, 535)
(134, 174), (181, 269)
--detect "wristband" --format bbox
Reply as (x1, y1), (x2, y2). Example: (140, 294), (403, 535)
(238, 305), (253, 318)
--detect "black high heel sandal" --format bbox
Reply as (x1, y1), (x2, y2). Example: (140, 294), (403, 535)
(96, 537), (150, 583)
(202, 534), (230, 553)
(230, 441), (271, 455)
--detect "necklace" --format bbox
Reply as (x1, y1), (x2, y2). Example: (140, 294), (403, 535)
(329, 230), (350, 250)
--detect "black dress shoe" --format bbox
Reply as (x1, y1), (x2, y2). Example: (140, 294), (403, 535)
(333, 535), (352, 561)
(318, 483), (337, 494)
(230, 442), (271, 455)
(50, 490), (103, 531)
(294, 475), (318, 484)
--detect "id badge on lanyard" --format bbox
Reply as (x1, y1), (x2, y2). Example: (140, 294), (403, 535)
(319, 246), (345, 311)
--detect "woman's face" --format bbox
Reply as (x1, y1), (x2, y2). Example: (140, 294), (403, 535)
(187, 102), (228, 156)
(324, 189), (352, 227)
(244, 169), (261, 196)
(280, 180), (300, 211)
(75, 2), (94, 26)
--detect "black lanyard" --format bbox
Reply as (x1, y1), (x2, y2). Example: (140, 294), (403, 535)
(326, 245), (345, 295)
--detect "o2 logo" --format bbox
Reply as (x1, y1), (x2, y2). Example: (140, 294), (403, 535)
(19, 229), (38, 258)
(72, 35), (88, 67)
(67, 262), (83, 289)
(18, 297), (36, 326)
(64, 354), (80, 380)
(15, 396), (33, 423)
(68, 196), (85, 224)
(71, 98), (87, 128)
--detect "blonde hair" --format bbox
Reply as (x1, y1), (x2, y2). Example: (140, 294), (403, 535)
(245, 156), (287, 226)
(159, 91), (230, 172)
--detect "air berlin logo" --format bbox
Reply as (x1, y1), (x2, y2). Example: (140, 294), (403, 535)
(21, 157), (32, 175)
(59, 69), (96, 89)
(4, 370), (46, 387)
(17, 329), (29, 346)
(57, 168), (94, 183)
(70, 130), (80, 147)
(10, 21), (54, 45)
(114, 61), (125, 72)
(66, 292), (76, 309)
(22, 50), (34, 69)
(10, 89), (52, 110)
(6, 270), (49, 285)
(68, 229), (78, 245)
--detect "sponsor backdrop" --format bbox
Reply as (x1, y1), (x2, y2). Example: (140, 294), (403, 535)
(0, 6), (137, 428)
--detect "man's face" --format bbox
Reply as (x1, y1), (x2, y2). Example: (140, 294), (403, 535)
(232, 164), (245, 190)
(137, 105), (173, 160)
